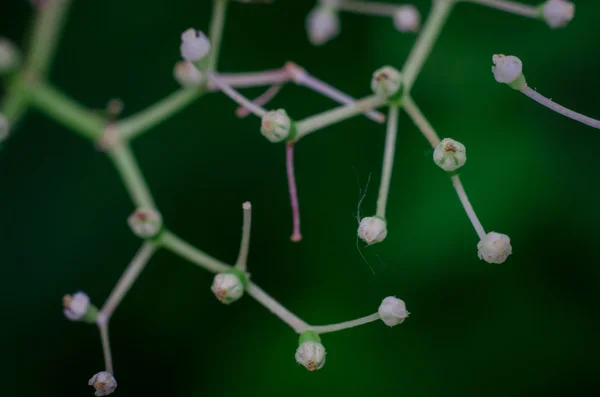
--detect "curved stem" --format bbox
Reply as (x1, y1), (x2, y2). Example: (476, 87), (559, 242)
(286, 142), (302, 242)
(376, 105), (399, 219)
(108, 143), (156, 209)
(235, 202), (253, 271)
(460, 0), (539, 18)
(521, 86), (600, 129)
(309, 312), (380, 334)
(246, 282), (310, 333)
(451, 175), (486, 240)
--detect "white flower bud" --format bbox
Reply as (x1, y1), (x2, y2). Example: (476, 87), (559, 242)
(371, 66), (403, 99)
(393, 6), (421, 33)
(88, 371), (117, 396)
(0, 113), (9, 143)
(306, 6), (340, 46)
(542, 0), (574, 29)
(63, 291), (97, 322)
(492, 54), (526, 90)
(173, 61), (204, 87)
(0, 38), (19, 74)
(433, 138), (467, 172)
(260, 109), (293, 143)
(211, 270), (247, 304)
(295, 331), (326, 371)
(127, 208), (163, 239)
(180, 28), (211, 62)
(378, 296), (409, 327)
(477, 232), (512, 264)
(357, 216), (387, 245)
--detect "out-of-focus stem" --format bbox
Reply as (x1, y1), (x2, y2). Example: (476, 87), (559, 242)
(108, 143), (156, 209)
(208, 0), (229, 72)
(461, 0), (539, 18)
(286, 142), (302, 242)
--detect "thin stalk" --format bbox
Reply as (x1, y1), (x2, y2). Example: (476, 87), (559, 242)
(236, 85), (283, 118)
(1, 76), (29, 123)
(98, 322), (113, 374)
(209, 73), (267, 117)
(521, 86), (600, 129)
(295, 95), (387, 140)
(234, 202), (253, 271)
(246, 282), (310, 333)
(28, 82), (105, 140)
(451, 175), (486, 240)
(376, 105), (399, 219)
(118, 88), (206, 141)
(100, 242), (157, 319)
(207, 0), (229, 72)
(161, 231), (230, 273)
(286, 142), (302, 242)
(108, 143), (156, 209)
(461, 0), (539, 18)
(403, 96), (441, 147)
(402, 0), (454, 93)
(210, 68), (291, 90)
(335, 0), (402, 17)
(309, 312), (380, 334)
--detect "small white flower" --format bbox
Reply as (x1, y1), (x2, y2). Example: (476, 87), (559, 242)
(0, 113), (9, 143)
(211, 271), (246, 304)
(357, 216), (387, 245)
(542, 0), (575, 29)
(127, 208), (163, 239)
(393, 6), (421, 33)
(173, 61), (204, 87)
(88, 372), (117, 396)
(306, 6), (340, 46)
(180, 28), (211, 62)
(295, 331), (326, 371)
(433, 138), (467, 172)
(477, 232), (512, 264)
(0, 38), (19, 74)
(260, 109), (292, 143)
(492, 54), (526, 90)
(378, 296), (409, 327)
(63, 291), (90, 321)
(371, 66), (403, 99)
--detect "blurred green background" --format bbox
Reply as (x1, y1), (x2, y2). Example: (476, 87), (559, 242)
(1, 0), (599, 396)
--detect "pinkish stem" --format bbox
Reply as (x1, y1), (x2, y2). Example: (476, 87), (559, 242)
(286, 142), (302, 242)
(236, 85), (283, 118)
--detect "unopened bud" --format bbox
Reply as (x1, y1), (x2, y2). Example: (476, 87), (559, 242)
(295, 331), (326, 371)
(180, 28), (211, 63)
(63, 291), (98, 323)
(88, 371), (117, 396)
(260, 109), (294, 143)
(393, 6), (420, 33)
(378, 296), (409, 327)
(358, 216), (387, 245)
(433, 138), (467, 172)
(306, 6), (341, 46)
(211, 269), (247, 304)
(542, 0), (574, 29)
(477, 232), (512, 264)
(371, 66), (403, 100)
(492, 54), (526, 90)
(127, 208), (163, 239)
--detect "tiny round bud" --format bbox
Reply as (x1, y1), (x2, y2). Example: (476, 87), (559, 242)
(393, 6), (421, 33)
(63, 291), (97, 323)
(260, 109), (293, 143)
(173, 61), (204, 87)
(378, 296), (409, 327)
(357, 216), (387, 245)
(542, 0), (574, 29)
(211, 269), (247, 304)
(0, 38), (20, 74)
(433, 138), (467, 172)
(180, 28), (211, 62)
(371, 66), (403, 100)
(492, 54), (526, 90)
(295, 331), (326, 371)
(88, 371), (117, 396)
(0, 113), (10, 143)
(306, 6), (341, 46)
(477, 232), (512, 264)
(127, 208), (163, 239)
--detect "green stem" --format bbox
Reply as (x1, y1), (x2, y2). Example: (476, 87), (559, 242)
(108, 143), (156, 208)
(402, 0), (455, 93)
(118, 88), (206, 141)
(161, 231), (230, 273)
(375, 105), (399, 219)
(28, 82), (105, 140)
(1, 76), (29, 123)
(207, 0), (229, 72)
(309, 312), (380, 334)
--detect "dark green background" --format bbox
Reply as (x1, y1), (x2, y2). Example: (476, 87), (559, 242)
(1, 0), (599, 396)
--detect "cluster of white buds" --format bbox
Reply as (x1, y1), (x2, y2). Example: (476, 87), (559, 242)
(260, 109), (294, 143)
(378, 296), (409, 327)
(433, 138), (467, 172)
(0, 113), (9, 143)
(357, 216), (387, 245)
(63, 291), (98, 323)
(211, 269), (248, 304)
(542, 0), (575, 29)
(477, 232), (512, 264)
(173, 61), (204, 88)
(371, 66), (403, 100)
(127, 207), (163, 239)
(492, 54), (526, 91)
(88, 371), (117, 396)
(306, 3), (341, 46)
(180, 28), (211, 64)
(295, 331), (326, 371)
(393, 6), (421, 33)
(0, 38), (20, 74)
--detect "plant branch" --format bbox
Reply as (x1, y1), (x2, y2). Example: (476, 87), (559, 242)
(286, 142), (302, 242)
(107, 143), (156, 209)
(161, 231), (230, 273)
(333, 0), (404, 17)
(309, 312), (380, 334)
(451, 175), (486, 240)
(234, 202), (253, 271)
(246, 283), (310, 333)
(208, 0), (229, 72)
(376, 105), (399, 219)
(98, 321), (113, 374)
(460, 0), (539, 18)
(403, 96), (441, 147)
(209, 73), (267, 117)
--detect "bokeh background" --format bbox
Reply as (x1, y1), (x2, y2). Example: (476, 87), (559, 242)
(1, 0), (599, 396)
